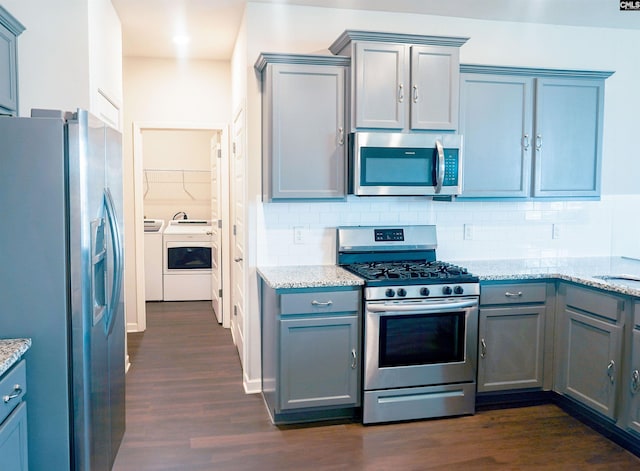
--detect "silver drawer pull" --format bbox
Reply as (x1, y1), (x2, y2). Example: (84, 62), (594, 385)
(351, 349), (357, 369)
(505, 291), (523, 298)
(3, 384), (23, 403)
(311, 300), (333, 307)
(480, 338), (487, 359)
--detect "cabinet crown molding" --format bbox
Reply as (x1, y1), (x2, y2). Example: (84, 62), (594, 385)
(329, 30), (469, 54)
(254, 53), (350, 74)
(0, 6), (25, 36)
(460, 63), (614, 80)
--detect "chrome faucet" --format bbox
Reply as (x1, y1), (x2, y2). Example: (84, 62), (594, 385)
(172, 211), (188, 220)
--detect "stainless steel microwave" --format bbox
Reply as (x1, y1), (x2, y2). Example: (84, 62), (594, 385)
(349, 132), (463, 196)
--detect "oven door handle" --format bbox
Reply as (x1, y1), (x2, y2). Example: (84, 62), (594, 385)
(367, 299), (478, 313)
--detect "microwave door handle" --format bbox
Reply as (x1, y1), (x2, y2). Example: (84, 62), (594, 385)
(435, 139), (445, 193)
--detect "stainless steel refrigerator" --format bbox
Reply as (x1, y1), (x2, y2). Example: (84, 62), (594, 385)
(0, 109), (125, 471)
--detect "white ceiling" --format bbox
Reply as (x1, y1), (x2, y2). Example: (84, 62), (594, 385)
(111, 0), (640, 60)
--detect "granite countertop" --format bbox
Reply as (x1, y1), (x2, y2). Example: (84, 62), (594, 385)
(259, 257), (640, 298)
(457, 256), (640, 298)
(0, 338), (31, 377)
(258, 265), (364, 289)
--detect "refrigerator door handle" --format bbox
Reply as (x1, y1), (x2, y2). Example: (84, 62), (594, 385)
(103, 188), (123, 336)
(90, 217), (107, 326)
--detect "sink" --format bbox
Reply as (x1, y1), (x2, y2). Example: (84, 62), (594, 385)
(594, 274), (640, 289)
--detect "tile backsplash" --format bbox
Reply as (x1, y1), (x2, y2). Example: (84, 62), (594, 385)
(257, 195), (640, 266)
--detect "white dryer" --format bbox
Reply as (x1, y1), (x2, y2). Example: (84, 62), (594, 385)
(162, 220), (212, 301)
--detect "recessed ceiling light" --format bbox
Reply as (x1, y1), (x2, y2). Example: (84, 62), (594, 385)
(173, 35), (191, 46)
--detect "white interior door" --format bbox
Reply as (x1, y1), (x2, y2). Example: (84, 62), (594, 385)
(210, 133), (223, 323)
(230, 107), (246, 366)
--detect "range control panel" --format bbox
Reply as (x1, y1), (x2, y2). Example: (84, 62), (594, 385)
(374, 228), (405, 242)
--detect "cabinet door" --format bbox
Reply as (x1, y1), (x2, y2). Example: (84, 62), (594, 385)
(0, 402), (28, 471)
(627, 328), (640, 435)
(410, 45), (459, 130)
(478, 306), (545, 392)
(268, 63), (346, 199)
(0, 22), (18, 114)
(280, 315), (359, 410)
(562, 308), (621, 419)
(353, 42), (406, 129)
(533, 78), (604, 197)
(459, 74), (533, 197)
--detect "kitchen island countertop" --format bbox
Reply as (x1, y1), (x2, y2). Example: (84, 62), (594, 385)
(456, 256), (640, 298)
(258, 265), (364, 289)
(0, 338), (31, 376)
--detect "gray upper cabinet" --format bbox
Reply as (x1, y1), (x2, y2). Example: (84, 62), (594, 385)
(0, 6), (25, 116)
(459, 66), (613, 199)
(329, 30), (468, 132)
(255, 54), (349, 201)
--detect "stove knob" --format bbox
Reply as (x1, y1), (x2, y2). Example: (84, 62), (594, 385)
(454, 285), (464, 295)
(385, 288), (396, 298)
(397, 288), (407, 297)
(442, 286), (453, 295)
(419, 287), (430, 296)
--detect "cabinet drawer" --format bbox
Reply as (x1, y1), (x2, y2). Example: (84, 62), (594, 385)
(481, 283), (546, 306)
(280, 290), (360, 315)
(0, 360), (27, 424)
(564, 284), (622, 322)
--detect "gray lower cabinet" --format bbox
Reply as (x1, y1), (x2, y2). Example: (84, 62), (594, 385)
(255, 53), (349, 201)
(459, 65), (613, 199)
(624, 303), (640, 435)
(260, 282), (361, 423)
(478, 282), (549, 392)
(555, 283), (623, 419)
(0, 6), (25, 116)
(0, 359), (28, 471)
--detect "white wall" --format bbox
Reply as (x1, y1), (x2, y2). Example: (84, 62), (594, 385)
(238, 2), (640, 391)
(122, 57), (231, 329)
(142, 128), (215, 222)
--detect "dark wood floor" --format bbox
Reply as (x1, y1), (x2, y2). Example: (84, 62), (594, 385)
(113, 301), (640, 470)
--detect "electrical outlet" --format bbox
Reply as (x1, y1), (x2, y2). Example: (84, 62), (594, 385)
(464, 224), (474, 240)
(552, 224), (561, 239)
(293, 226), (305, 244)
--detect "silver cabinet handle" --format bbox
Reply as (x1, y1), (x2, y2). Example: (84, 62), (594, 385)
(311, 300), (333, 307)
(505, 291), (523, 298)
(337, 127), (344, 146)
(398, 84), (404, 103)
(3, 384), (23, 403)
(412, 85), (419, 103)
(535, 134), (542, 151)
(480, 339), (487, 359)
(522, 134), (530, 151)
(607, 360), (616, 384)
(631, 370), (640, 394)
(234, 257), (243, 262)
(351, 349), (357, 369)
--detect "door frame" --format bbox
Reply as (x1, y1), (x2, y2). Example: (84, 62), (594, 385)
(132, 121), (231, 331)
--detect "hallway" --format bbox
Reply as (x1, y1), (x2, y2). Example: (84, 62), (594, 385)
(113, 301), (640, 470)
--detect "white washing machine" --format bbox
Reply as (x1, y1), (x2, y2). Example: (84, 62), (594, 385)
(163, 220), (213, 301)
(144, 219), (165, 301)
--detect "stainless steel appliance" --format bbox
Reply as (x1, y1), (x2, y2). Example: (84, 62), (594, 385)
(350, 132), (463, 196)
(0, 110), (125, 470)
(337, 225), (479, 424)
(162, 220), (213, 301)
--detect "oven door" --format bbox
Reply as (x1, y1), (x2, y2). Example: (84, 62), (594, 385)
(364, 297), (479, 391)
(164, 241), (212, 274)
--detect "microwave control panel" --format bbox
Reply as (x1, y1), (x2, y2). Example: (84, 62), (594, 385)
(443, 150), (459, 186)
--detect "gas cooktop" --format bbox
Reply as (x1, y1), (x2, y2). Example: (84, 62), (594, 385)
(342, 260), (479, 286)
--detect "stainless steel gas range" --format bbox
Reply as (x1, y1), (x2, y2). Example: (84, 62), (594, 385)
(337, 225), (480, 424)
